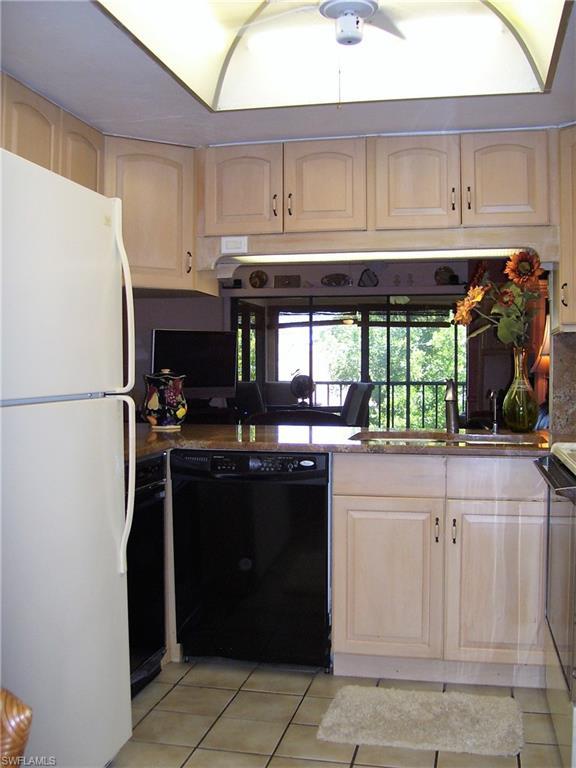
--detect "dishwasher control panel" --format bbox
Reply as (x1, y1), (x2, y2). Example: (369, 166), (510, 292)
(214, 454), (318, 474)
(171, 450), (328, 480)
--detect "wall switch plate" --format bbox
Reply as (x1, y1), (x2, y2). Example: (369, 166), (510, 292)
(221, 236), (248, 255)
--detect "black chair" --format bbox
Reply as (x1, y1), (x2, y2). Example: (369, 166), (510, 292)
(246, 382), (374, 427)
(228, 381), (266, 423)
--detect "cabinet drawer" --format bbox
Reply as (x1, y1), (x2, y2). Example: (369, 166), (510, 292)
(333, 454), (446, 497)
(447, 457), (547, 500)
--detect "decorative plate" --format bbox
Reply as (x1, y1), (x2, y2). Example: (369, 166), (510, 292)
(434, 266), (456, 285)
(358, 268), (379, 287)
(321, 273), (352, 287)
(249, 270), (268, 288)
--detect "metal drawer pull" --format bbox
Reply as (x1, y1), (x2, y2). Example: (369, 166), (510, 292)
(452, 518), (457, 544)
(466, 186), (472, 210)
(287, 192), (293, 216)
(272, 193), (278, 216)
(434, 517), (440, 543)
(186, 251), (193, 274)
(451, 187), (456, 211)
(561, 282), (568, 307)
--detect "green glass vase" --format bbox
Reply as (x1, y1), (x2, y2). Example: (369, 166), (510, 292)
(502, 347), (539, 432)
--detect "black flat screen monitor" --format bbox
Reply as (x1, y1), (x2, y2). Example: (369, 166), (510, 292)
(151, 329), (237, 399)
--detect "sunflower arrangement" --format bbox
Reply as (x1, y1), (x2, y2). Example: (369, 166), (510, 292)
(453, 250), (543, 347)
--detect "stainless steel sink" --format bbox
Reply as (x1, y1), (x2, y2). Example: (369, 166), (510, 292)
(350, 430), (448, 442)
(349, 430), (544, 446)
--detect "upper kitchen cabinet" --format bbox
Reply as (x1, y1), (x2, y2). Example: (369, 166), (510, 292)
(557, 126), (576, 328)
(283, 139), (366, 232)
(203, 144), (283, 235)
(460, 131), (549, 226)
(2, 74), (61, 172)
(105, 137), (197, 291)
(203, 138), (366, 235)
(373, 135), (461, 229)
(59, 111), (104, 193)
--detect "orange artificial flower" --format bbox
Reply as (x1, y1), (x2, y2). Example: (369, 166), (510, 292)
(467, 285), (488, 305)
(504, 250), (543, 289)
(453, 297), (474, 325)
(497, 288), (516, 307)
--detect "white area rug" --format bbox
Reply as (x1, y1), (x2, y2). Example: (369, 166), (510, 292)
(317, 686), (523, 756)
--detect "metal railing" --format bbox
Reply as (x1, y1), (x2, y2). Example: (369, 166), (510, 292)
(313, 380), (467, 430)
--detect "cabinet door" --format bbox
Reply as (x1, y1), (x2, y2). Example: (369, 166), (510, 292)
(203, 144), (283, 235)
(558, 126), (576, 327)
(2, 74), (60, 172)
(461, 131), (549, 226)
(374, 135), (461, 229)
(283, 139), (366, 232)
(333, 495), (444, 659)
(444, 501), (546, 664)
(104, 137), (196, 291)
(60, 111), (104, 193)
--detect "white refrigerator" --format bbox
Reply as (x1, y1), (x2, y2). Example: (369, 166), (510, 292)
(0, 149), (136, 766)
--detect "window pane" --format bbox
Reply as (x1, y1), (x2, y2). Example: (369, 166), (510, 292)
(312, 321), (360, 405)
(249, 325), (256, 380)
(389, 326), (407, 381)
(277, 314), (310, 379)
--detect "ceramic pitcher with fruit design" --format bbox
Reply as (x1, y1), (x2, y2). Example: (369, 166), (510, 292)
(142, 369), (187, 430)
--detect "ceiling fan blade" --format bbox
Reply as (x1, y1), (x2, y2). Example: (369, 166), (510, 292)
(367, 8), (405, 39)
(240, 3), (318, 32)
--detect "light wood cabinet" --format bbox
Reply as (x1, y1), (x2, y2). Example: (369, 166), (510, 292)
(444, 501), (546, 665)
(332, 455), (547, 668)
(1, 74), (103, 193)
(204, 144), (283, 235)
(333, 495), (444, 659)
(203, 138), (366, 235)
(372, 131), (549, 230)
(104, 137), (197, 291)
(373, 135), (461, 229)
(557, 126), (576, 327)
(460, 131), (549, 226)
(283, 139), (366, 232)
(59, 111), (104, 193)
(2, 74), (61, 172)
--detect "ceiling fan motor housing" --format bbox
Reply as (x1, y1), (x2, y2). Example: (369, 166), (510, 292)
(320, 0), (378, 44)
(336, 12), (363, 44)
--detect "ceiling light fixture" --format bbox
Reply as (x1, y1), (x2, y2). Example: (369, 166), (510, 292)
(319, 0), (378, 45)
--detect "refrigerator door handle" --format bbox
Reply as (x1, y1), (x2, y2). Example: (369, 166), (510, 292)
(112, 198), (135, 394)
(116, 394), (136, 574)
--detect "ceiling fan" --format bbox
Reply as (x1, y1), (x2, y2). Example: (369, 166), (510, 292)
(241, 0), (405, 46)
(319, 0), (403, 45)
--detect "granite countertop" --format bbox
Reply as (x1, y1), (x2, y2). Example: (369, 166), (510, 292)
(133, 422), (555, 461)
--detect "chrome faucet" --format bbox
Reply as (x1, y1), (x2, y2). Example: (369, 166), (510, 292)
(488, 390), (498, 434)
(445, 379), (459, 434)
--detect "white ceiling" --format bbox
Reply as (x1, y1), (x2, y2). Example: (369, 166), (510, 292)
(1, 0), (575, 148)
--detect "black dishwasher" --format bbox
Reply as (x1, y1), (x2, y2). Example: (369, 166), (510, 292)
(128, 454), (166, 697)
(170, 450), (330, 668)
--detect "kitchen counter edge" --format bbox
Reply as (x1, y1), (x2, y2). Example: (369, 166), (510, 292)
(131, 424), (561, 462)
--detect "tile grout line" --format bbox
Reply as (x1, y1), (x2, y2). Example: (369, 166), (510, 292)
(262, 667), (320, 767)
(186, 664), (257, 757)
(133, 665), (556, 768)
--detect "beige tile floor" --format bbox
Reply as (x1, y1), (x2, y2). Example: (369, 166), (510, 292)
(113, 659), (562, 768)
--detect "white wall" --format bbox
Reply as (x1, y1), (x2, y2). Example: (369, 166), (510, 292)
(133, 295), (227, 404)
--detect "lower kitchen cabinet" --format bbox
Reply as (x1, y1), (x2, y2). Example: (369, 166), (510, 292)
(332, 455), (547, 668)
(332, 495), (444, 659)
(444, 501), (546, 665)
